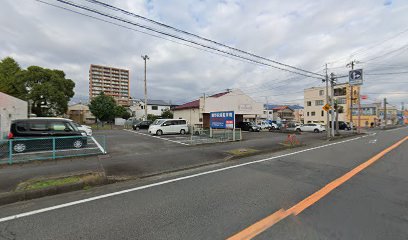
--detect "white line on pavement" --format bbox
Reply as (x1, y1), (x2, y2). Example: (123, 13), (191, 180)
(14, 147), (100, 156)
(91, 136), (106, 154)
(123, 129), (190, 146)
(0, 135), (367, 223)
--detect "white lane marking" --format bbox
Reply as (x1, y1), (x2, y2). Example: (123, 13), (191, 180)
(0, 135), (366, 223)
(123, 129), (189, 146)
(369, 139), (377, 144)
(91, 137), (106, 154)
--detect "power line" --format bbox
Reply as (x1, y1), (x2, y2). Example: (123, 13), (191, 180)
(43, 0), (324, 79)
(366, 71), (408, 76)
(82, 0), (324, 78)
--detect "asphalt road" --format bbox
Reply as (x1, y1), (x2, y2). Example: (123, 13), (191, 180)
(0, 127), (407, 239)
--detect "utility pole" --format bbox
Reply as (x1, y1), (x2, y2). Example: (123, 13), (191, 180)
(141, 55), (149, 120)
(346, 60), (357, 131)
(264, 96), (269, 121)
(324, 64), (330, 139)
(330, 73), (336, 138)
(384, 98), (387, 128)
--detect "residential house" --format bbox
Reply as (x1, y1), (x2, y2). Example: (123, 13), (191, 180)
(67, 103), (96, 124)
(129, 99), (172, 119)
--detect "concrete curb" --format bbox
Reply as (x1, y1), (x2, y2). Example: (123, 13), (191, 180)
(0, 175), (107, 206)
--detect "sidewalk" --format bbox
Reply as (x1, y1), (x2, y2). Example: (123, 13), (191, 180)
(0, 130), (355, 194)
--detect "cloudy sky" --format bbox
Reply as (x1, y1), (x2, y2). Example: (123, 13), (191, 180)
(1, 0), (407, 107)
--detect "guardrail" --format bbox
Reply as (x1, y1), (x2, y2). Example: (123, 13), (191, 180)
(0, 135), (107, 165)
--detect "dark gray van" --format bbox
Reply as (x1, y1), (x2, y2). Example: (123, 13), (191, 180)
(8, 118), (87, 153)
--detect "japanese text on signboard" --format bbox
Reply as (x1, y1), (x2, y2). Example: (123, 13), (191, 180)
(210, 111), (235, 129)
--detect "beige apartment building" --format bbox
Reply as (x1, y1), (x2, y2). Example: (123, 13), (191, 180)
(303, 83), (361, 124)
(89, 64), (130, 106)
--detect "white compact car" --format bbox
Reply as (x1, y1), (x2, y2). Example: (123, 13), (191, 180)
(148, 119), (189, 136)
(72, 122), (93, 136)
(295, 123), (326, 133)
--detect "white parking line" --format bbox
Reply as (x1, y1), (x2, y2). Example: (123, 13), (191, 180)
(123, 129), (190, 146)
(91, 136), (106, 154)
(0, 135), (367, 223)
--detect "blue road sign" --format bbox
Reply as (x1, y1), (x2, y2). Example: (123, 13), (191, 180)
(349, 69), (363, 86)
(210, 111), (235, 129)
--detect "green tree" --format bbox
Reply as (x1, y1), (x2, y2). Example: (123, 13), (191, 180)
(89, 93), (117, 122)
(161, 109), (173, 119)
(18, 66), (75, 116)
(115, 105), (131, 119)
(147, 114), (159, 122)
(0, 57), (26, 98)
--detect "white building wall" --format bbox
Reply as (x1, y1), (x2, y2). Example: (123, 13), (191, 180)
(0, 92), (28, 138)
(200, 89), (263, 115)
(173, 108), (201, 125)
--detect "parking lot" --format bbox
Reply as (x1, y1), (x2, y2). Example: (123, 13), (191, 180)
(0, 127), (347, 193)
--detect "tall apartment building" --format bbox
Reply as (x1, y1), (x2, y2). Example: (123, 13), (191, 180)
(303, 83), (361, 124)
(89, 64), (130, 106)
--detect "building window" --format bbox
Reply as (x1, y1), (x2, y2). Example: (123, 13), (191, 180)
(307, 112), (310, 116)
(151, 106), (158, 110)
(307, 101), (312, 106)
(334, 87), (347, 96)
(319, 90), (324, 96)
(337, 98), (346, 104)
(315, 100), (324, 106)
(311, 111), (315, 116)
(199, 118), (203, 122)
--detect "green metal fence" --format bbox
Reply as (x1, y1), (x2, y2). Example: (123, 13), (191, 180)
(0, 135), (107, 165)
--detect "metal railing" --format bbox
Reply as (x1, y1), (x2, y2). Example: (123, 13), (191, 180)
(184, 127), (242, 145)
(0, 135), (107, 165)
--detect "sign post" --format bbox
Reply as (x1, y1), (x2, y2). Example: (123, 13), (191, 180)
(349, 69), (364, 133)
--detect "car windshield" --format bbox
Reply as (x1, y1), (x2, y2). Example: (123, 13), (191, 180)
(152, 119), (166, 125)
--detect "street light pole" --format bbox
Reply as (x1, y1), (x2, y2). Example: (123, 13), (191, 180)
(141, 55), (149, 120)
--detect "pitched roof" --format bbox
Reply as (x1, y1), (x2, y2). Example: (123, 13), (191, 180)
(174, 91), (229, 110)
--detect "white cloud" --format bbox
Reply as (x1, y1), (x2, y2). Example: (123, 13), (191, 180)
(1, 0), (407, 106)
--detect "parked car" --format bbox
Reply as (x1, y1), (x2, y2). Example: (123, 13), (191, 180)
(148, 119), (189, 135)
(133, 120), (152, 130)
(329, 121), (351, 130)
(295, 123), (326, 133)
(71, 122), (93, 136)
(236, 122), (260, 132)
(8, 118), (87, 153)
(285, 122), (301, 132)
(258, 122), (271, 130)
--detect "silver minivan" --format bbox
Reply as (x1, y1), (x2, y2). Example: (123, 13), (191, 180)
(148, 119), (189, 135)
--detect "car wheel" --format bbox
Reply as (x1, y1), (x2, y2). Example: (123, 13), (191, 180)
(13, 143), (26, 153)
(271, 126), (275, 130)
(156, 130), (163, 136)
(249, 128), (254, 132)
(296, 128), (301, 132)
(132, 126), (136, 130)
(136, 126), (140, 131)
(314, 129), (320, 133)
(180, 129), (186, 135)
(73, 139), (83, 148)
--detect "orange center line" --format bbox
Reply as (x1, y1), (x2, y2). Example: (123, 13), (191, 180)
(227, 136), (408, 240)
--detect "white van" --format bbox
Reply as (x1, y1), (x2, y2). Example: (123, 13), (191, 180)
(148, 119), (189, 136)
